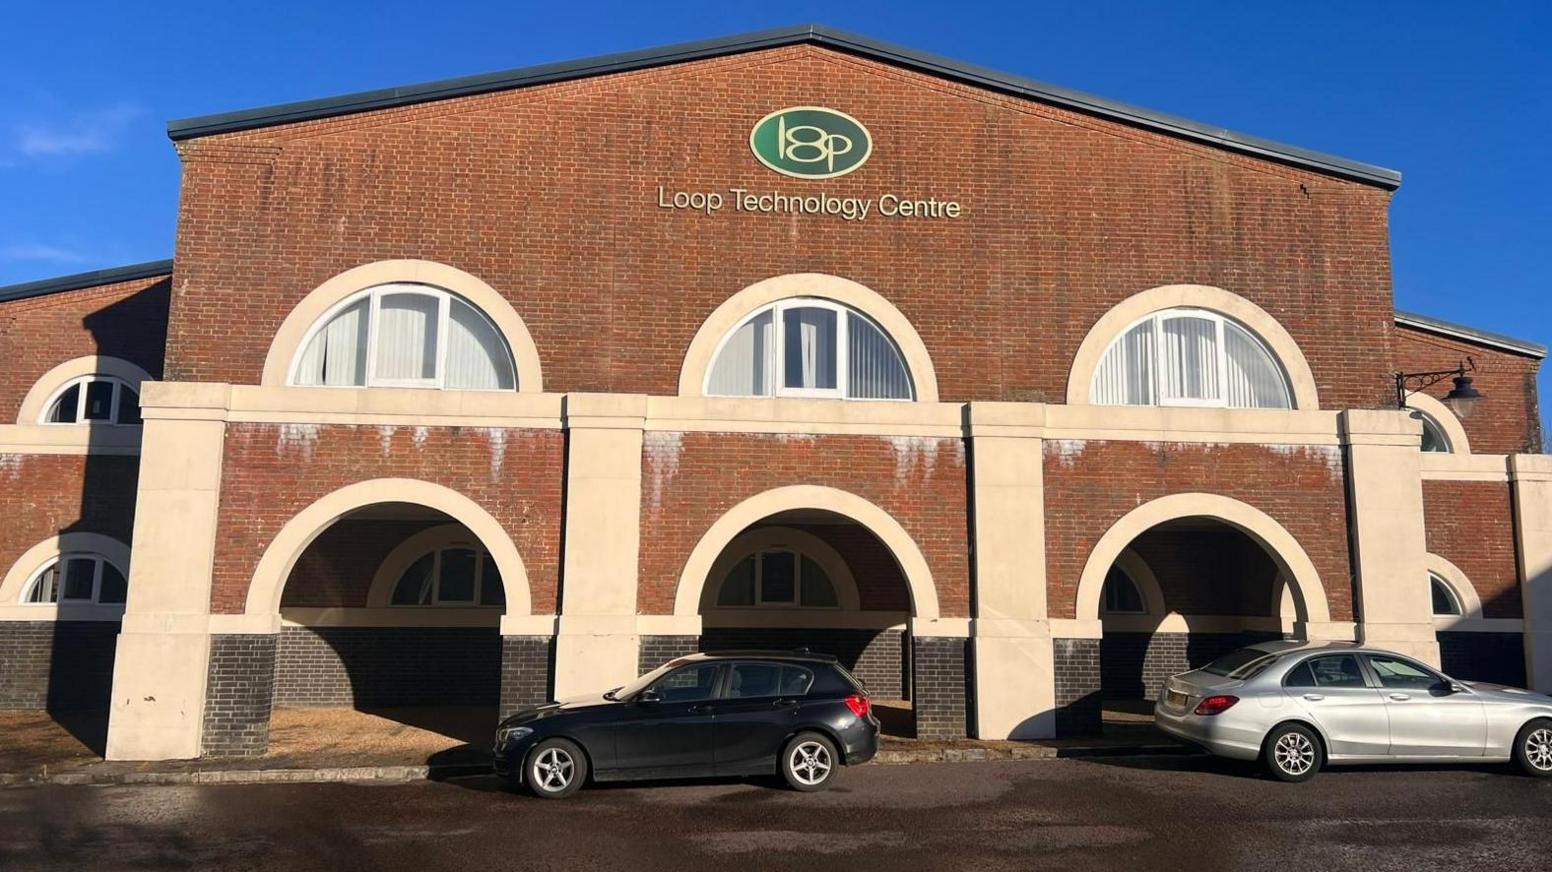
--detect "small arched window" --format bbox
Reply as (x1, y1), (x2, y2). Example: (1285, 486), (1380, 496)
(293, 284), (517, 390)
(1091, 308), (1292, 409)
(23, 553), (127, 605)
(1430, 573), (1462, 616)
(716, 548), (838, 608)
(42, 375), (141, 425)
(1101, 566), (1146, 615)
(390, 545), (506, 607)
(706, 299), (913, 400)
(1414, 411), (1451, 453)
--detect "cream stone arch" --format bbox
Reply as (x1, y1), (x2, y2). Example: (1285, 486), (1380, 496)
(0, 532), (131, 620)
(1075, 493), (1332, 625)
(1102, 548), (1165, 616)
(699, 525), (863, 613)
(261, 259), (544, 391)
(363, 523), (506, 608)
(245, 478), (533, 619)
(673, 485), (940, 620)
(19, 356), (155, 424)
(1066, 284), (1320, 410)
(1406, 392), (1471, 454)
(1425, 552), (1483, 619)
(677, 273), (940, 402)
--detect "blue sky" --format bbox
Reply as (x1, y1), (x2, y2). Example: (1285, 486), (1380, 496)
(3, 2), (1547, 416)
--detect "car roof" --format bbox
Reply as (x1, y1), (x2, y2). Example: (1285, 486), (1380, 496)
(1245, 640), (1361, 656)
(677, 649), (840, 665)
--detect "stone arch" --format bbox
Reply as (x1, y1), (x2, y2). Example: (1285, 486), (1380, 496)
(1425, 552), (1483, 619)
(0, 531), (131, 612)
(1065, 284), (1320, 410)
(673, 485), (939, 620)
(245, 478), (533, 621)
(1104, 548), (1165, 617)
(1075, 492), (1331, 625)
(18, 355), (155, 424)
(260, 259), (544, 391)
(677, 273), (939, 402)
(1407, 392), (1472, 454)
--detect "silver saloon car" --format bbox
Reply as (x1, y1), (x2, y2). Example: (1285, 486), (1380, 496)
(1154, 641), (1552, 781)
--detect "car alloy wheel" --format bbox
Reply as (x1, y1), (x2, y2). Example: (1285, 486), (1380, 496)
(525, 738), (587, 798)
(781, 732), (839, 791)
(1273, 732), (1316, 776)
(1524, 728), (1552, 772)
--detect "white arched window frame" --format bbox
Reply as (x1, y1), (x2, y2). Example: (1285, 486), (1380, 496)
(388, 543), (506, 608)
(39, 375), (141, 426)
(289, 283), (517, 391)
(704, 297), (915, 401)
(1415, 411), (1452, 453)
(1429, 572), (1463, 617)
(22, 552), (127, 605)
(716, 546), (841, 609)
(1090, 308), (1293, 409)
(1100, 565), (1147, 615)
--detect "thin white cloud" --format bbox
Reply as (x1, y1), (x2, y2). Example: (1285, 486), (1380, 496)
(0, 242), (91, 264)
(15, 104), (142, 158)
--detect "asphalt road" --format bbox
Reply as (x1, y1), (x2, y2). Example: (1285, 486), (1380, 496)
(2, 755), (1550, 871)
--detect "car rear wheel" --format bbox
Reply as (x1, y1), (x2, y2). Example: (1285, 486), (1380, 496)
(1262, 723), (1322, 783)
(781, 732), (838, 792)
(1513, 719), (1552, 778)
(525, 738), (587, 799)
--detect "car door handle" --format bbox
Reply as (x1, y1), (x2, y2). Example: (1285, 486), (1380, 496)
(1388, 693), (1411, 702)
(688, 704), (712, 714)
(772, 698), (798, 709)
(1302, 694), (1325, 701)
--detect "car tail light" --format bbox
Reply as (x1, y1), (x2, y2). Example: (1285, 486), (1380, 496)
(1194, 695), (1239, 716)
(844, 694), (871, 718)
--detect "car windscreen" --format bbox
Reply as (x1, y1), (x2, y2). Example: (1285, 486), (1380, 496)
(1200, 648), (1278, 679)
(611, 660), (683, 699)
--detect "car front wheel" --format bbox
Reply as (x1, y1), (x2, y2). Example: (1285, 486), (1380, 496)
(1513, 719), (1552, 778)
(525, 738), (587, 799)
(781, 732), (838, 792)
(1262, 723), (1323, 783)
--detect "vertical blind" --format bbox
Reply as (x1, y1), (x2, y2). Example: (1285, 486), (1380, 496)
(706, 299), (913, 400)
(783, 307), (837, 390)
(1091, 310), (1292, 409)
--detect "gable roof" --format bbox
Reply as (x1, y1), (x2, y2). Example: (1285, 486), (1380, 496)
(1395, 310), (1546, 359)
(166, 24), (1401, 190)
(0, 259), (173, 305)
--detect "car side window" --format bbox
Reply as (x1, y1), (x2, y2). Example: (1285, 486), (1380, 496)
(649, 663), (723, 702)
(1284, 661), (1317, 688)
(1305, 654), (1367, 688)
(1366, 655), (1442, 691)
(728, 663), (781, 699)
(779, 666), (814, 695)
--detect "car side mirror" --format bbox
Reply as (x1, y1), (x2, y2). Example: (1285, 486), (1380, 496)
(637, 688), (661, 704)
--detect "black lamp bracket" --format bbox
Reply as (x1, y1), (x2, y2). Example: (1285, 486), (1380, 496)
(1394, 357), (1475, 410)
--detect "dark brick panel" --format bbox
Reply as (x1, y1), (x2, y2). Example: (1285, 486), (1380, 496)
(202, 634), (277, 757)
(0, 621), (119, 711)
(699, 627), (907, 699)
(273, 626), (500, 707)
(1053, 637), (1102, 737)
(500, 635), (554, 717)
(1101, 631), (1279, 701)
(639, 635), (699, 675)
(1439, 632), (1527, 688)
(912, 635), (969, 739)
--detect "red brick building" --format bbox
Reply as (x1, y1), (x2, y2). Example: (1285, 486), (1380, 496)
(0, 26), (1546, 759)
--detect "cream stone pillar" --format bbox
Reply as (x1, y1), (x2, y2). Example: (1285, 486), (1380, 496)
(1340, 409), (1439, 665)
(105, 383), (231, 760)
(1511, 455), (1552, 692)
(966, 403), (1055, 740)
(552, 394), (647, 699)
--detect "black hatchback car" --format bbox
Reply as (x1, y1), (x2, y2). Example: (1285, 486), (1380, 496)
(494, 650), (880, 798)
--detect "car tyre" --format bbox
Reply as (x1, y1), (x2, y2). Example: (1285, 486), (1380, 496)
(1262, 723), (1322, 783)
(1513, 718), (1552, 778)
(525, 738), (587, 799)
(781, 732), (839, 792)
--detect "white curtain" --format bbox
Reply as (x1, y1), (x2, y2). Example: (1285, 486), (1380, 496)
(1159, 315), (1219, 402)
(375, 293), (439, 381)
(1092, 319), (1156, 405)
(1223, 321), (1292, 408)
(707, 310), (774, 396)
(445, 299), (517, 390)
(296, 298), (368, 385)
(783, 307), (836, 390)
(846, 313), (913, 399)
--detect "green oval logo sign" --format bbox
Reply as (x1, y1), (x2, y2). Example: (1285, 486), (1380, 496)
(750, 106), (872, 179)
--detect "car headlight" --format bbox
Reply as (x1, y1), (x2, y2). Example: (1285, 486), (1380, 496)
(495, 725), (534, 745)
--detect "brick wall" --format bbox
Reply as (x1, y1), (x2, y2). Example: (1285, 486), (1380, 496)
(500, 636), (553, 716)
(701, 627), (906, 699)
(0, 274), (169, 422)
(1052, 637), (1102, 737)
(165, 45), (1396, 410)
(272, 626), (499, 707)
(911, 636), (969, 739)
(209, 424), (563, 614)
(1423, 481), (1521, 618)
(639, 636), (700, 674)
(1100, 631), (1279, 701)
(1438, 632), (1526, 687)
(202, 634), (277, 757)
(639, 432), (969, 617)
(1044, 441), (1354, 621)
(1394, 325), (1543, 454)
(0, 453), (140, 599)
(0, 621), (120, 711)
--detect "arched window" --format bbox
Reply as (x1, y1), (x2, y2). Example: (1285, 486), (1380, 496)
(23, 553), (127, 605)
(1414, 411), (1451, 453)
(1100, 566), (1146, 615)
(716, 548), (839, 608)
(1091, 308), (1292, 409)
(1430, 573), (1462, 616)
(390, 545), (506, 607)
(42, 375), (141, 425)
(706, 298), (913, 400)
(293, 284), (517, 390)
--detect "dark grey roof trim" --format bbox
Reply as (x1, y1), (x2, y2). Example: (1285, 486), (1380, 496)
(1395, 310), (1546, 359)
(166, 24), (1401, 190)
(0, 259), (173, 305)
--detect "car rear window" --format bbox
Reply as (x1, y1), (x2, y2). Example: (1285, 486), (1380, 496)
(1201, 648), (1277, 679)
(728, 662), (814, 698)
